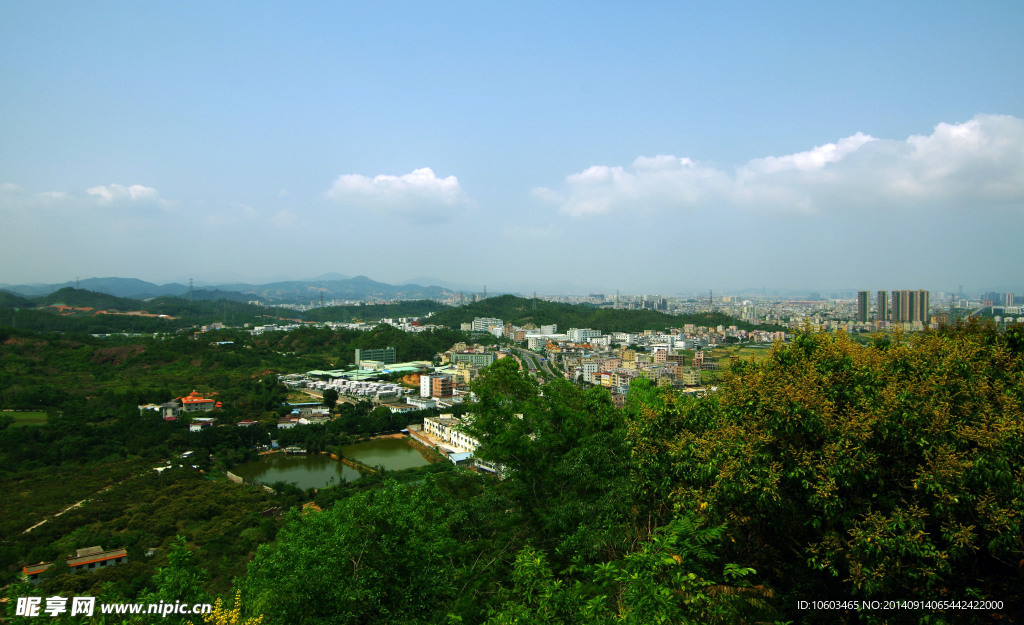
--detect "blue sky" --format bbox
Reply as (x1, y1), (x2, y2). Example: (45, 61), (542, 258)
(2, 2), (1023, 295)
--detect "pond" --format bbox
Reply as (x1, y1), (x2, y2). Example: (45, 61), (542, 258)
(231, 454), (361, 490)
(230, 438), (431, 489)
(341, 437), (432, 471)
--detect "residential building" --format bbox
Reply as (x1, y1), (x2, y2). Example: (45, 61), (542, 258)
(890, 290), (930, 324)
(876, 290), (889, 322)
(432, 376), (454, 398)
(857, 291), (870, 322)
(677, 367), (701, 386)
(567, 328), (602, 343)
(420, 374), (436, 398)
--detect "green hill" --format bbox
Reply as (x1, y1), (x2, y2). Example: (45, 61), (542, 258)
(302, 300), (449, 323)
(35, 287), (144, 311)
(0, 290), (35, 308)
(428, 295), (781, 333)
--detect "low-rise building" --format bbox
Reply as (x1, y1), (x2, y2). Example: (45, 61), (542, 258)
(189, 417), (215, 432)
(23, 546), (128, 584)
(181, 391), (218, 413)
(449, 351), (496, 367)
(422, 414), (503, 476)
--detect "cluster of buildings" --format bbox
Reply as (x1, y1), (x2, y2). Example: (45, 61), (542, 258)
(856, 290), (931, 327)
(308, 377), (407, 401)
(138, 391), (222, 430)
(452, 317), (784, 404)
(276, 404), (331, 429)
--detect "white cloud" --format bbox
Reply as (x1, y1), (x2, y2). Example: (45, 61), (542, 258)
(86, 183), (160, 203)
(325, 167), (472, 222)
(534, 156), (730, 217)
(742, 132), (877, 175)
(538, 114), (1024, 216)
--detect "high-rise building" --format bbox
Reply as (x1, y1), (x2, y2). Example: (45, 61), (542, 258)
(890, 290), (929, 324)
(857, 291), (870, 322)
(876, 290), (889, 322)
(891, 290), (907, 323)
(913, 290), (930, 324)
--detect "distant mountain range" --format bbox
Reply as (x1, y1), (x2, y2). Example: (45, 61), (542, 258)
(0, 276), (458, 304)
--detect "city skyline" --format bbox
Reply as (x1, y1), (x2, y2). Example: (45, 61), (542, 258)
(2, 3), (1023, 293)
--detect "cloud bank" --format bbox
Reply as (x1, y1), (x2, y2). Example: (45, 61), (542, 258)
(537, 114), (1024, 216)
(0, 183), (163, 210)
(326, 167), (472, 223)
(85, 184), (161, 204)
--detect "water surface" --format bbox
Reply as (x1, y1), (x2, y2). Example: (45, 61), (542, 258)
(232, 454), (360, 490)
(341, 438), (431, 471)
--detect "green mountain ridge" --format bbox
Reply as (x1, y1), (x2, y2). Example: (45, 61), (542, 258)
(428, 294), (783, 333)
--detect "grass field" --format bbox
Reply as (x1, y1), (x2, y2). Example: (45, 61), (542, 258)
(707, 343), (775, 364)
(7, 411), (48, 427)
(698, 343), (777, 384)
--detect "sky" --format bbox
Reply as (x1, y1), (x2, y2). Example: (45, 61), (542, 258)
(2, 2), (1023, 296)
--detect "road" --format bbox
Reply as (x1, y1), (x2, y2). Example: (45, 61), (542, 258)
(510, 346), (558, 381)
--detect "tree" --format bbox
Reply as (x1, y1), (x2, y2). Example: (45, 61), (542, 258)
(466, 358), (632, 563)
(627, 325), (1024, 617)
(139, 536), (211, 623)
(240, 480), (471, 624)
(321, 388), (338, 411)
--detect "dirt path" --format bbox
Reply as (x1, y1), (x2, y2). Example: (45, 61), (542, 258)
(22, 474), (138, 534)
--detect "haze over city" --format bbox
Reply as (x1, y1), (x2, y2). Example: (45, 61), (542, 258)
(2, 3), (1023, 294)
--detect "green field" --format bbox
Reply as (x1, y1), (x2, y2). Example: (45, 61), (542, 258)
(7, 411), (48, 427)
(698, 343), (776, 383)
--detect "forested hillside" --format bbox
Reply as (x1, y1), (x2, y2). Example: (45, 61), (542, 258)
(0, 288), (777, 340)
(428, 294), (784, 333)
(3, 321), (1022, 624)
(236, 320), (1024, 624)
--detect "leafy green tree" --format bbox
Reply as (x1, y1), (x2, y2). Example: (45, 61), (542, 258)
(627, 324), (1024, 617)
(484, 515), (769, 625)
(240, 479), (471, 624)
(138, 536), (211, 623)
(466, 358), (632, 563)
(321, 388), (338, 410)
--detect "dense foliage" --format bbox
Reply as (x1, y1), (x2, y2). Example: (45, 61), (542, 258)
(301, 300), (448, 323)
(4, 319), (1023, 624)
(629, 321), (1024, 620)
(428, 294), (784, 333)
